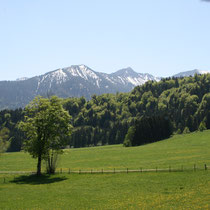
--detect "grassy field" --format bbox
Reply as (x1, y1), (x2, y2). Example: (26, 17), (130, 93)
(0, 130), (210, 172)
(0, 131), (210, 209)
(0, 171), (209, 209)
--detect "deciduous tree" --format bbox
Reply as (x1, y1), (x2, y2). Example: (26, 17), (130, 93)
(19, 96), (72, 175)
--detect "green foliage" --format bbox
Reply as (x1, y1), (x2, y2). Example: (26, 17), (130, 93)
(19, 96), (72, 175)
(1, 74), (210, 150)
(0, 127), (10, 153)
(183, 127), (190, 134)
(123, 126), (135, 147)
(198, 121), (206, 132)
(0, 108), (24, 152)
(176, 128), (182, 134)
(125, 115), (173, 146)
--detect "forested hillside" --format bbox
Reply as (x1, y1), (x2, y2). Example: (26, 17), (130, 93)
(0, 74), (209, 151)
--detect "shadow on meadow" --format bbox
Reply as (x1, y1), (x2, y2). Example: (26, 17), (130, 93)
(11, 174), (67, 185)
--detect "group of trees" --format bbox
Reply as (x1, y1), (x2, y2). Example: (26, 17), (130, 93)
(0, 73), (209, 155)
(124, 115), (173, 147)
(129, 74), (210, 133)
(63, 93), (130, 147)
(0, 127), (10, 153)
(0, 108), (24, 152)
(65, 74), (210, 148)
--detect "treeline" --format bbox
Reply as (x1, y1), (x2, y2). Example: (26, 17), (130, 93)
(0, 74), (210, 151)
(124, 115), (173, 147)
(0, 108), (24, 151)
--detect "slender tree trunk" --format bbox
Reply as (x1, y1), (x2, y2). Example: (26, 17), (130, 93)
(51, 152), (54, 174)
(37, 154), (42, 176)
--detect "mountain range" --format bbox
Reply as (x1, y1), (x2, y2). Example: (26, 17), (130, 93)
(173, 69), (210, 77)
(0, 65), (209, 110)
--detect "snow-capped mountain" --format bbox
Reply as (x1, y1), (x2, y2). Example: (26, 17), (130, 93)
(35, 65), (159, 92)
(173, 69), (210, 77)
(0, 65), (159, 110)
(110, 67), (160, 86)
(1, 65), (209, 110)
(32, 65), (160, 98)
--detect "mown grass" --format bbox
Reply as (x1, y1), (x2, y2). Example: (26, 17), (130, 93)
(0, 171), (209, 209)
(0, 131), (210, 209)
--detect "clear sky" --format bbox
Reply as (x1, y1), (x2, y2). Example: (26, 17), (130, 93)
(1, 0), (210, 80)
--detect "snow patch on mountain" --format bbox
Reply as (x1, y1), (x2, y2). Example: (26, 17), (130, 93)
(111, 67), (160, 86)
(104, 75), (116, 84)
(64, 65), (99, 81)
(65, 67), (78, 77)
(126, 77), (143, 86)
(51, 69), (68, 84)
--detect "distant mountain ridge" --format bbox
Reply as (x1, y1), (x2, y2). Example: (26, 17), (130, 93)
(0, 65), (209, 110)
(173, 69), (210, 77)
(0, 65), (159, 110)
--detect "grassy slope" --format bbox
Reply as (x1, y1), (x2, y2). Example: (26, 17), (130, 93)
(0, 172), (209, 209)
(0, 130), (210, 172)
(0, 131), (210, 209)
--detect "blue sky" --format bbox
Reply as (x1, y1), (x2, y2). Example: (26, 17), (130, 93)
(0, 0), (210, 80)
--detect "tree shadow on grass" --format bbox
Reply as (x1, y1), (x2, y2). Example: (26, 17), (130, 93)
(11, 174), (67, 185)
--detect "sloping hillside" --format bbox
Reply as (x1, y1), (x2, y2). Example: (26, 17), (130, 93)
(1, 131), (209, 172)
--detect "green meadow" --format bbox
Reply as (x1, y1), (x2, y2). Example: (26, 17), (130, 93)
(0, 131), (210, 209)
(1, 130), (210, 172)
(0, 171), (209, 209)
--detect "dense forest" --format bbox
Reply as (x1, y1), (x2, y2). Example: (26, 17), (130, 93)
(0, 74), (210, 152)
(123, 115), (173, 147)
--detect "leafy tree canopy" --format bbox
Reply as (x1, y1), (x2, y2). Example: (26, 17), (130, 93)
(0, 127), (10, 153)
(19, 96), (72, 175)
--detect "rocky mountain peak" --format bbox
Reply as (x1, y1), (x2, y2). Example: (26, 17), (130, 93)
(0, 65), (158, 110)
(111, 67), (138, 77)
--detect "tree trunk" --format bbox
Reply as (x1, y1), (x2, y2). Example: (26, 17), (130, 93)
(47, 155), (51, 174)
(51, 152), (54, 174)
(37, 154), (42, 176)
